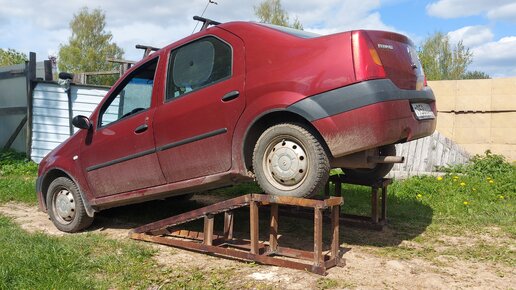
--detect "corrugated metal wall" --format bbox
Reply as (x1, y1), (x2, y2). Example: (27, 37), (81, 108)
(30, 82), (108, 163)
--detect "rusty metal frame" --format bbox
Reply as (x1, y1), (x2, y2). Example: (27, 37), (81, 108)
(325, 176), (392, 230)
(130, 194), (344, 275)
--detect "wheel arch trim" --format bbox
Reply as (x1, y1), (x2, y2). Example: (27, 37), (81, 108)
(41, 167), (96, 217)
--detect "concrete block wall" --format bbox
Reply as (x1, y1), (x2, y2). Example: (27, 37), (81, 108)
(429, 78), (516, 161)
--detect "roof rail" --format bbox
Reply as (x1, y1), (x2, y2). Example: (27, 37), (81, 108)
(193, 15), (221, 31)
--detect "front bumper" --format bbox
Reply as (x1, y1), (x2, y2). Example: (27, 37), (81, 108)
(35, 176), (46, 212)
(287, 79), (436, 158)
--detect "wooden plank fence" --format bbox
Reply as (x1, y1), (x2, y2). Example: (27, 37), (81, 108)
(389, 131), (470, 178)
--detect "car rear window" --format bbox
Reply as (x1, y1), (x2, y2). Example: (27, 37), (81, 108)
(256, 23), (320, 38)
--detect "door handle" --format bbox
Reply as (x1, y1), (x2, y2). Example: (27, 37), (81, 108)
(134, 124), (148, 134)
(221, 90), (240, 102)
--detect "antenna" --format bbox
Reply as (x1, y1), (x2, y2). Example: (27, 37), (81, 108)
(192, 0), (218, 34)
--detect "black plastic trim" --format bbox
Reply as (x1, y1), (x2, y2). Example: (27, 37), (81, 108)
(287, 79), (436, 121)
(36, 176), (43, 193)
(86, 148), (156, 172)
(86, 128), (228, 172)
(157, 128), (228, 152)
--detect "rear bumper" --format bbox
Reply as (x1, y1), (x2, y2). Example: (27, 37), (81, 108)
(287, 79), (436, 158)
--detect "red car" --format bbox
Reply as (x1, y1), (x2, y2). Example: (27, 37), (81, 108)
(37, 20), (436, 232)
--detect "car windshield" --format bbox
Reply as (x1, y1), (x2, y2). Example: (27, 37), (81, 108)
(256, 23), (320, 38)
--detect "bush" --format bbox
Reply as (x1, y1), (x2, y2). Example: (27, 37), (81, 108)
(0, 150), (38, 177)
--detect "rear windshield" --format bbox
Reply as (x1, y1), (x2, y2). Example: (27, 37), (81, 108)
(257, 23), (320, 38)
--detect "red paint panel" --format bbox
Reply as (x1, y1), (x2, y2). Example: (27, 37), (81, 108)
(153, 29), (246, 183)
(313, 100), (437, 158)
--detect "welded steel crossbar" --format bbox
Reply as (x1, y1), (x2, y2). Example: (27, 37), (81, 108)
(130, 194), (344, 275)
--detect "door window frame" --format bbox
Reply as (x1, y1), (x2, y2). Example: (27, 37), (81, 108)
(164, 35), (234, 103)
(97, 56), (160, 129)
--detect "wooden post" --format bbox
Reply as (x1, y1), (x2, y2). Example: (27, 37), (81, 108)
(250, 201), (259, 254)
(314, 207), (323, 266)
(269, 204), (279, 253)
(223, 211), (234, 240)
(25, 52), (36, 158)
(203, 214), (214, 246)
(43, 60), (52, 81)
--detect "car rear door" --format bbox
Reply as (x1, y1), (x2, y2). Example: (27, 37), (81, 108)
(153, 30), (245, 183)
(80, 56), (166, 197)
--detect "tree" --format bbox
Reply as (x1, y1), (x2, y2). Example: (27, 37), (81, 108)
(0, 49), (27, 66)
(254, 0), (303, 30)
(58, 7), (123, 86)
(418, 32), (473, 80)
(462, 70), (490, 79)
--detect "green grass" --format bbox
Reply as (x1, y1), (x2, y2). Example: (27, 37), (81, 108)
(0, 150), (37, 204)
(0, 215), (238, 289)
(0, 148), (514, 285)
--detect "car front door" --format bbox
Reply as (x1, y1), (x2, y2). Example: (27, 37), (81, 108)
(80, 56), (166, 197)
(153, 31), (245, 183)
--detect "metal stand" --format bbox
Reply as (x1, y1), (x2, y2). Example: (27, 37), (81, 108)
(130, 194), (344, 275)
(325, 176), (392, 230)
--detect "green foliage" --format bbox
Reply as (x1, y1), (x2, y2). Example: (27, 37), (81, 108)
(254, 0), (303, 30)
(441, 151), (514, 178)
(462, 70), (491, 79)
(0, 150), (37, 204)
(0, 216), (154, 289)
(0, 215), (237, 289)
(418, 32), (473, 80)
(0, 48), (27, 66)
(58, 7), (123, 86)
(0, 150), (38, 177)
(391, 152), (515, 231)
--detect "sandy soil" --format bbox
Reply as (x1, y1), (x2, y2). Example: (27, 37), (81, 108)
(0, 200), (514, 290)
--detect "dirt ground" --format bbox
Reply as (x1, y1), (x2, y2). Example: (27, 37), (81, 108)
(1, 197), (514, 290)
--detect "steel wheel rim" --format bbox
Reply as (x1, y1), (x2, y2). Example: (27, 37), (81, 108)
(263, 136), (309, 190)
(53, 188), (76, 224)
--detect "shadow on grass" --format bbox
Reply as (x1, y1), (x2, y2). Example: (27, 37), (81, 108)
(91, 182), (433, 251)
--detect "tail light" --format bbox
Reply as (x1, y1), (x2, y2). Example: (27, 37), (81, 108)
(351, 31), (386, 82)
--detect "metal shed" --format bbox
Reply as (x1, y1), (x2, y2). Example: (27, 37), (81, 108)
(0, 53), (109, 163)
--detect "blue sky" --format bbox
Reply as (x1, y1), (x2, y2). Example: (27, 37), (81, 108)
(0, 0), (515, 77)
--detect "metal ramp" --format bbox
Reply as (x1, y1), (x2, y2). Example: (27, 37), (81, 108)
(130, 194), (344, 275)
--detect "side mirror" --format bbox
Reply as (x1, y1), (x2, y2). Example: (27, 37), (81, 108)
(72, 115), (92, 130)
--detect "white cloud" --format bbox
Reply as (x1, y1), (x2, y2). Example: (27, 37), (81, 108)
(469, 37), (516, 77)
(0, 0), (397, 61)
(487, 2), (516, 22)
(426, 0), (515, 19)
(447, 26), (494, 48)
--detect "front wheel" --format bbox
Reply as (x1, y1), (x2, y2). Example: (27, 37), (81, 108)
(46, 177), (94, 233)
(252, 123), (330, 198)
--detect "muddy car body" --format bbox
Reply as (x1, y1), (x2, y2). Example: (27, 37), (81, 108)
(37, 21), (436, 232)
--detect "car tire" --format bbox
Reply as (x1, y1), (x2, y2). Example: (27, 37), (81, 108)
(253, 123), (330, 198)
(46, 177), (94, 233)
(342, 144), (396, 181)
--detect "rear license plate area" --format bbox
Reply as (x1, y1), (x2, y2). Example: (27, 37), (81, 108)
(411, 103), (435, 120)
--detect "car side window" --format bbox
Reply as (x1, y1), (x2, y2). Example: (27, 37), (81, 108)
(99, 58), (158, 127)
(167, 36), (232, 100)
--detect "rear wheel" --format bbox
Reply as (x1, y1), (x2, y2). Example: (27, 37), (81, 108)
(342, 144), (396, 181)
(252, 123), (330, 198)
(46, 177), (93, 233)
